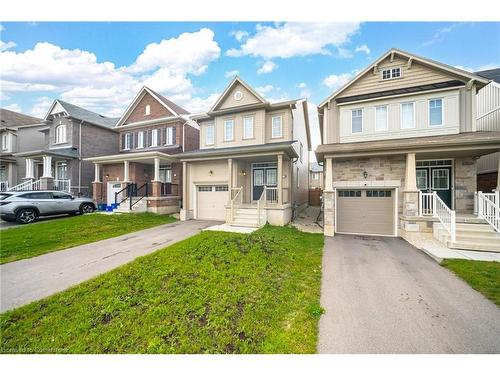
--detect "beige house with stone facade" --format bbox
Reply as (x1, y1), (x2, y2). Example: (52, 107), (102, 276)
(316, 48), (500, 252)
(179, 76), (311, 227)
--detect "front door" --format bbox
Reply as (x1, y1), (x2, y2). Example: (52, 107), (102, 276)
(416, 165), (452, 208)
(107, 182), (124, 205)
(252, 164), (278, 200)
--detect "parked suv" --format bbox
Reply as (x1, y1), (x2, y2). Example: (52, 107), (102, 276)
(0, 191), (96, 224)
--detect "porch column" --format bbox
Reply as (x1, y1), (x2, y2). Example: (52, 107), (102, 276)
(94, 163), (100, 182)
(402, 153), (420, 229)
(228, 158), (233, 191)
(151, 157), (161, 197)
(92, 163), (103, 204)
(180, 161), (188, 221)
(323, 157), (335, 237)
(277, 154), (283, 205)
(123, 160), (130, 182)
(42, 156), (52, 178)
(24, 158), (35, 179)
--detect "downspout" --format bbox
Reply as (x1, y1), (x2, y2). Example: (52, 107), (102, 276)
(78, 120), (83, 194)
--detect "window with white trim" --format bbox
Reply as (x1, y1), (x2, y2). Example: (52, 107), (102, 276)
(381, 67), (402, 80)
(137, 131), (145, 148)
(145, 104), (151, 116)
(55, 124), (67, 144)
(243, 116), (254, 139)
(124, 133), (132, 150)
(271, 115), (282, 138)
(351, 109), (363, 133)
(1, 133), (8, 150)
(429, 98), (443, 126)
(151, 129), (159, 147)
(401, 102), (415, 129)
(375, 105), (388, 131)
(165, 127), (174, 145)
(205, 124), (215, 146)
(224, 119), (234, 141)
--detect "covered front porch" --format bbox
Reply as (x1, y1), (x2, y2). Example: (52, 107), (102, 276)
(86, 151), (181, 214)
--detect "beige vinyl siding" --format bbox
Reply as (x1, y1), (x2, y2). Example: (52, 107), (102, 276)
(338, 89), (460, 143)
(217, 82), (262, 110)
(339, 57), (456, 98)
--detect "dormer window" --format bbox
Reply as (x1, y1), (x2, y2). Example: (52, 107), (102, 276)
(145, 104), (151, 116)
(55, 124), (67, 144)
(381, 67), (402, 80)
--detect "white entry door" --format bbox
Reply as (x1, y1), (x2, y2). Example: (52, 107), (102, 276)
(107, 182), (123, 205)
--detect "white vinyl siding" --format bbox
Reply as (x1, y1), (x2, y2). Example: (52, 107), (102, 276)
(351, 109), (363, 133)
(375, 105), (388, 131)
(243, 116), (254, 139)
(271, 115), (283, 138)
(400, 102), (415, 129)
(55, 124), (67, 144)
(205, 124), (215, 146)
(137, 131), (145, 148)
(429, 98), (443, 126)
(224, 119), (234, 141)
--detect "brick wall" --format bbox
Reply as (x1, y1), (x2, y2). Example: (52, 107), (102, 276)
(477, 172), (498, 193)
(183, 124), (200, 152)
(124, 92), (174, 125)
(117, 121), (185, 154)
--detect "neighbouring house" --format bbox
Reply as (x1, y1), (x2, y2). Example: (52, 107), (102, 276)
(179, 76), (311, 227)
(86, 86), (199, 214)
(316, 48), (500, 252)
(8, 100), (119, 196)
(0, 109), (44, 191)
(308, 162), (323, 206)
(475, 68), (500, 192)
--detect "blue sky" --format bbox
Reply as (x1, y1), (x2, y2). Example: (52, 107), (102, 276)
(1, 22), (499, 147)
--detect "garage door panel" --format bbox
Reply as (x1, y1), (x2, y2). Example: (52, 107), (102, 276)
(337, 189), (395, 236)
(197, 185), (228, 220)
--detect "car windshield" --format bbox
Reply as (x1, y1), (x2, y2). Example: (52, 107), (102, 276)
(0, 193), (12, 200)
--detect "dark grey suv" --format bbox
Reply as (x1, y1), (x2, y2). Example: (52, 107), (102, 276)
(0, 191), (96, 224)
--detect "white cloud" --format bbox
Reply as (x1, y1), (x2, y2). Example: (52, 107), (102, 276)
(256, 84), (274, 95)
(0, 24), (4, 32)
(323, 73), (353, 90)
(29, 96), (53, 118)
(230, 30), (249, 42)
(257, 60), (278, 74)
(297, 82), (307, 89)
(226, 22), (360, 59)
(1, 29), (222, 117)
(168, 92), (221, 114)
(224, 70), (239, 78)
(3, 103), (21, 112)
(422, 23), (463, 47)
(337, 47), (353, 58)
(355, 44), (370, 55)
(0, 40), (16, 51)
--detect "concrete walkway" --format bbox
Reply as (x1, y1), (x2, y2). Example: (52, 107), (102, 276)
(0, 220), (214, 312)
(318, 235), (500, 354)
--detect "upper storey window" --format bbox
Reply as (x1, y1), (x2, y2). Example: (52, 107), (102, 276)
(55, 124), (67, 144)
(205, 124), (215, 146)
(243, 116), (254, 139)
(1, 133), (8, 150)
(429, 98), (443, 126)
(381, 67), (402, 80)
(401, 102), (415, 129)
(351, 109), (363, 133)
(145, 104), (151, 116)
(271, 115), (283, 138)
(224, 119), (234, 141)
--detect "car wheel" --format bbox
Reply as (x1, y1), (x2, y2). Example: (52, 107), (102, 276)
(80, 203), (95, 214)
(16, 208), (38, 224)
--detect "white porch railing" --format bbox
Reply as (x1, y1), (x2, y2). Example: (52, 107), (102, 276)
(432, 192), (456, 242)
(257, 186), (268, 226)
(54, 179), (71, 192)
(0, 181), (9, 191)
(477, 191), (500, 233)
(474, 191), (498, 215)
(419, 192), (434, 216)
(229, 186), (243, 224)
(8, 179), (41, 191)
(265, 187), (278, 204)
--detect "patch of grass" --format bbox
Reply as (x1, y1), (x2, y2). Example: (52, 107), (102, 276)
(442, 259), (500, 306)
(0, 225), (324, 354)
(0, 213), (176, 264)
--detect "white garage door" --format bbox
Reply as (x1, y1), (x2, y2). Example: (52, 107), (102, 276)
(336, 189), (395, 236)
(196, 185), (228, 220)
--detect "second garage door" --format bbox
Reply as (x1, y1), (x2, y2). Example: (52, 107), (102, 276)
(336, 189), (395, 236)
(196, 185), (228, 220)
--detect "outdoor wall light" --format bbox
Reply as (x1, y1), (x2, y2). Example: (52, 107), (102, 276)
(282, 174), (287, 179)
(209, 170), (214, 176)
(241, 170), (247, 176)
(363, 171), (368, 179)
(105, 174), (109, 178)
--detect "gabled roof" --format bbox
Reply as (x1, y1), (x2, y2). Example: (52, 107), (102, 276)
(44, 100), (118, 129)
(475, 68), (500, 84)
(115, 86), (189, 127)
(0, 108), (41, 128)
(209, 76), (268, 113)
(318, 48), (491, 108)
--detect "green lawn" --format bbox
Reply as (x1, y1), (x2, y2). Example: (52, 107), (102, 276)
(0, 225), (324, 354)
(0, 213), (176, 264)
(442, 259), (500, 306)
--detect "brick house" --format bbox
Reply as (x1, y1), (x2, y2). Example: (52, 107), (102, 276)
(316, 48), (500, 252)
(86, 86), (199, 214)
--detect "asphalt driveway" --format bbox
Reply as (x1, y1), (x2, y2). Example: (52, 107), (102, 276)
(0, 220), (215, 312)
(318, 235), (500, 354)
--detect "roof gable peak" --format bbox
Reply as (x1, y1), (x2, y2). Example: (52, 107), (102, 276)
(209, 76), (268, 113)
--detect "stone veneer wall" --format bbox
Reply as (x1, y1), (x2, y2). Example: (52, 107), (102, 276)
(454, 157), (477, 213)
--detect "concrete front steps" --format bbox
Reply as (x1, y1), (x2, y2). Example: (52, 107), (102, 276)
(230, 207), (265, 228)
(114, 198), (147, 213)
(433, 222), (500, 253)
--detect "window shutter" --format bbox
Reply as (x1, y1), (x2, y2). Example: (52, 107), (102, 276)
(121, 133), (126, 150)
(148, 129), (152, 147)
(163, 127), (167, 145)
(172, 127), (176, 145)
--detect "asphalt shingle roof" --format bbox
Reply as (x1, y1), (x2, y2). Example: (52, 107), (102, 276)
(475, 68), (500, 84)
(0, 108), (41, 128)
(147, 88), (190, 115)
(56, 100), (119, 128)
